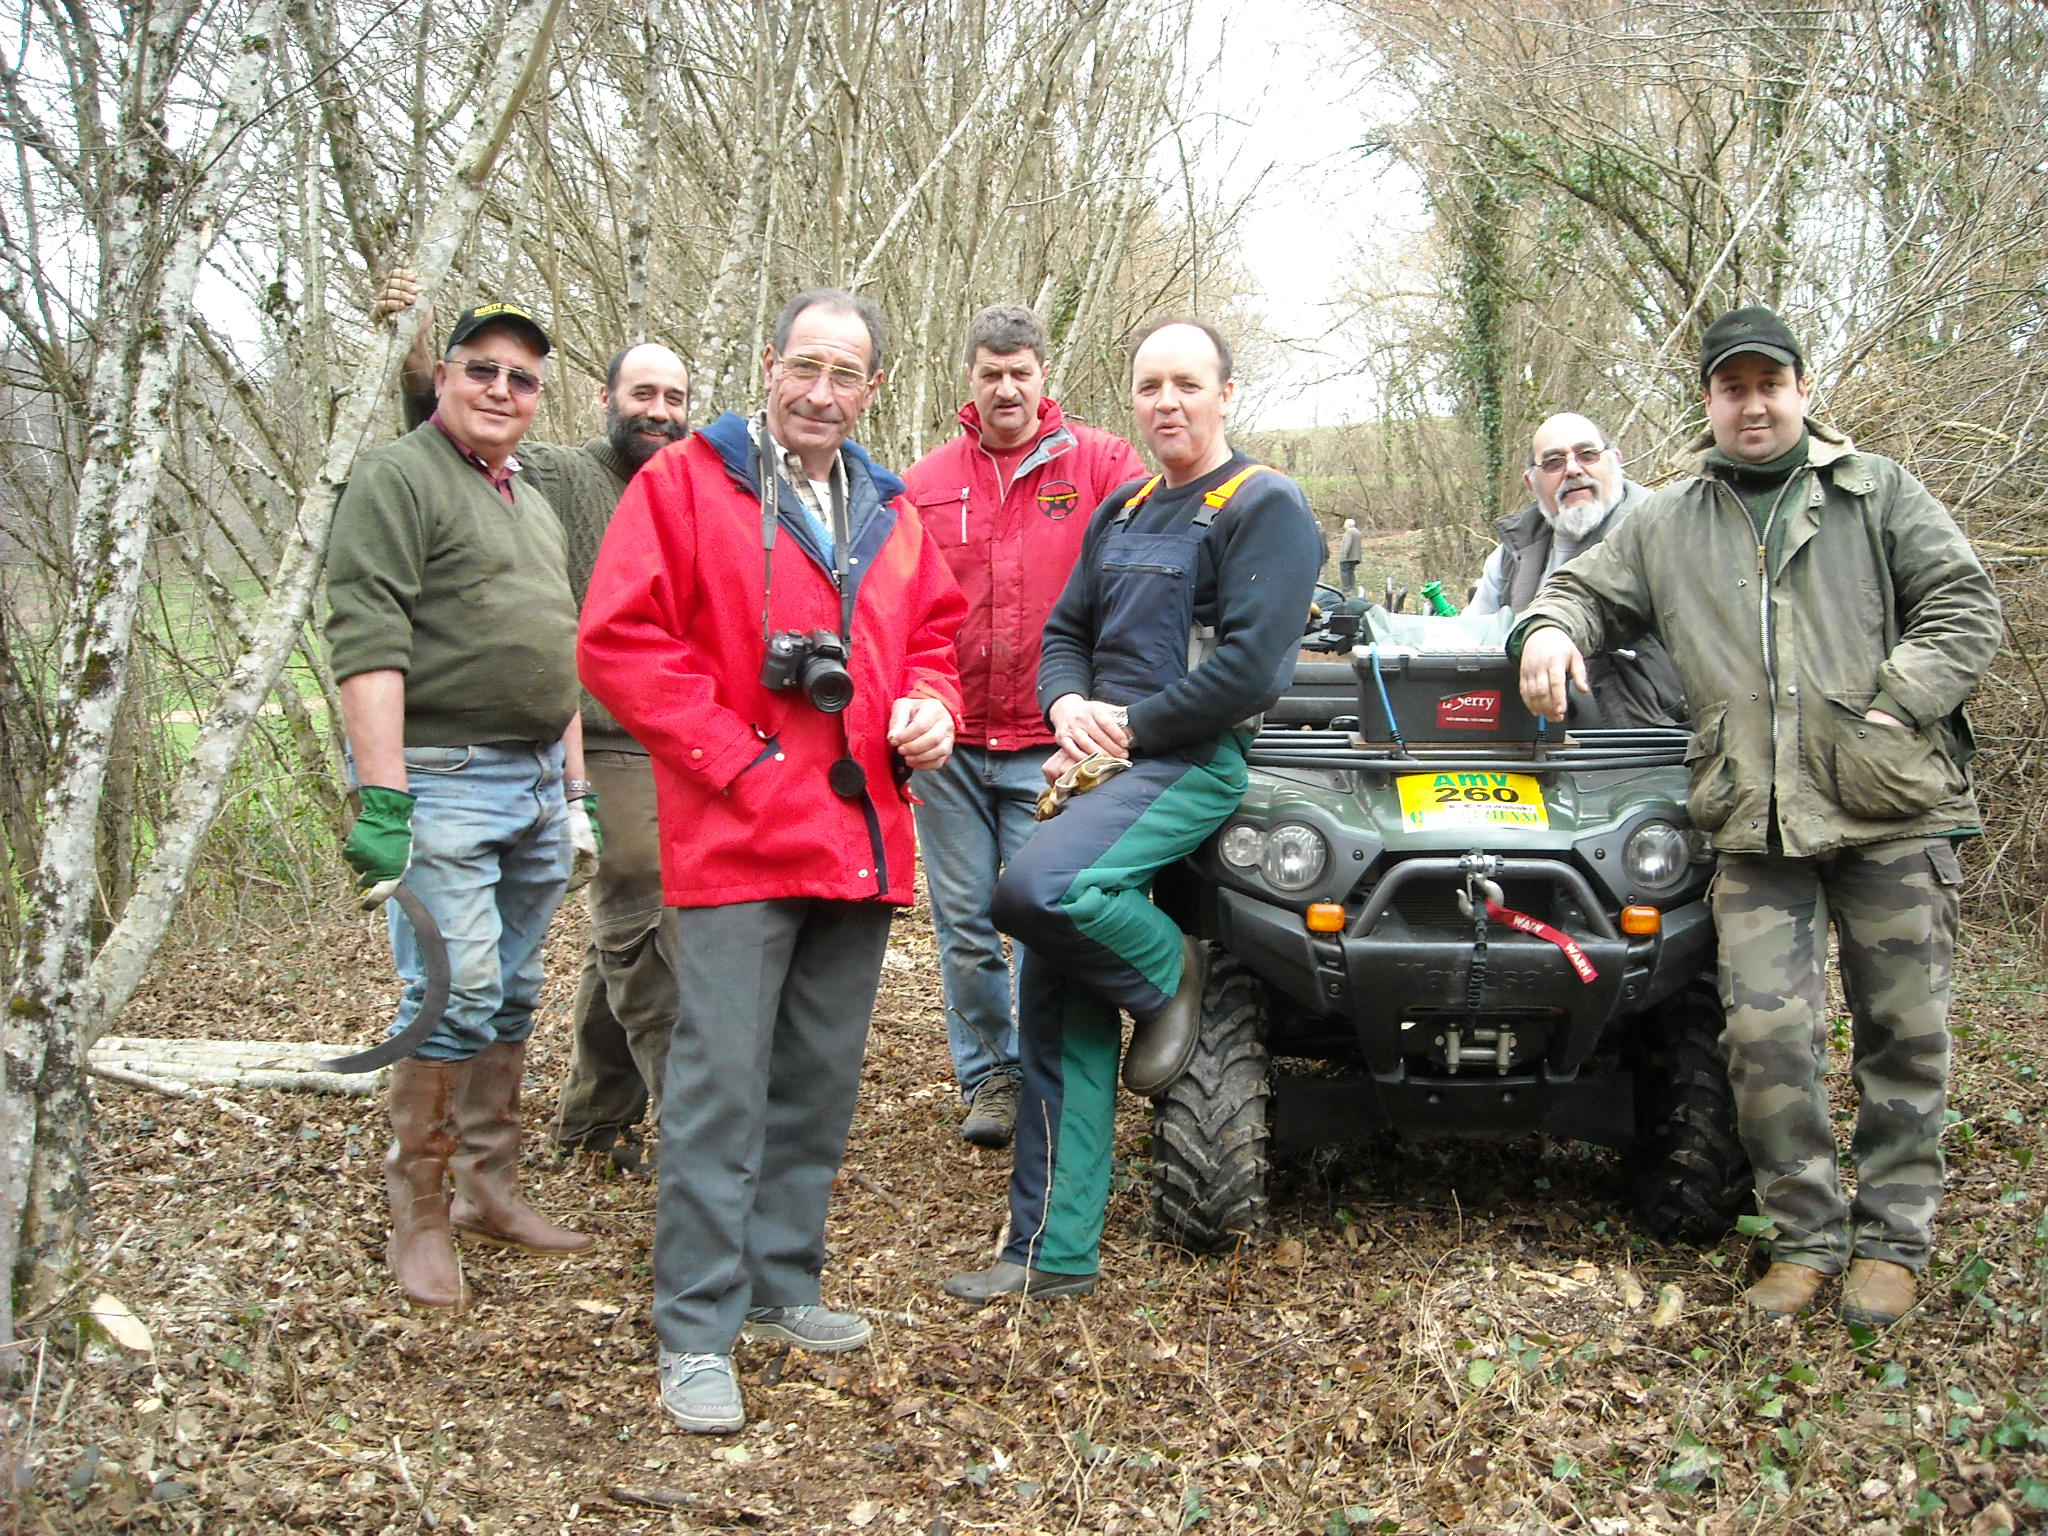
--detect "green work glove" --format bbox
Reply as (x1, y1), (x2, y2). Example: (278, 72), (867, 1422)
(567, 791), (603, 892)
(343, 785), (416, 907)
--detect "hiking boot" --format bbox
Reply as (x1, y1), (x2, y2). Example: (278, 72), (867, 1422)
(657, 1351), (743, 1434)
(942, 1260), (1098, 1307)
(742, 1304), (872, 1353)
(1122, 934), (1205, 1096)
(960, 1074), (1021, 1149)
(1741, 1261), (1828, 1318)
(1840, 1258), (1916, 1329)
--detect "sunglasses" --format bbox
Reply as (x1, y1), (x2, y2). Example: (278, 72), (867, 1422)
(454, 359), (543, 397)
(1534, 444), (1608, 474)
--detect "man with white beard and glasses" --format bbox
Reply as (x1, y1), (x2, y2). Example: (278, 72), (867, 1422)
(1468, 411), (1686, 730)
(377, 270), (694, 1175)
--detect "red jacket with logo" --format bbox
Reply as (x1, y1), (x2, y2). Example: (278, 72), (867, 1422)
(578, 412), (965, 909)
(902, 397), (1144, 750)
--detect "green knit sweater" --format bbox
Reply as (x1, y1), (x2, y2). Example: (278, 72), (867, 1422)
(519, 437), (643, 750)
(325, 425), (579, 747)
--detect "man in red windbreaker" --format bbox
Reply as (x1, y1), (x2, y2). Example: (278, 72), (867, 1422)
(578, 288), (964, 1436)
(902, 305), (1144, 1150)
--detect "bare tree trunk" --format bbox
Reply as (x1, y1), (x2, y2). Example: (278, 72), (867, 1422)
(0, 0), (565, 1369)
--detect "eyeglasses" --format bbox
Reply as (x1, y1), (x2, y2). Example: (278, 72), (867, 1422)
(1534, 444), (1609, 474)
(777, 355), (873, 394)
(455, 359), (543, 397)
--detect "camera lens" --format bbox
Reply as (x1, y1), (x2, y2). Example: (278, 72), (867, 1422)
(802, 655), (854, 713)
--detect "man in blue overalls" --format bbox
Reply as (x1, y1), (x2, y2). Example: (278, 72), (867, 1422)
(942, 318), (1324, 1304)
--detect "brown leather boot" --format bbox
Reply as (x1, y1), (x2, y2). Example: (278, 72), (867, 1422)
(1840, 1258), (1916, 1329)
(384, 1058), (469, 1307)
(1741, 1260), (1828, 1318)
(449, 1041), (593, 1254)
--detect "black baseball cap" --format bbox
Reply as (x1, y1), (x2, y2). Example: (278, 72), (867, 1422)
(1699, 305), (1801, 384)
(446, 301), (552, 357)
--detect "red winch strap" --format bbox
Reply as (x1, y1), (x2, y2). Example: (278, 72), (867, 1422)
(1484, 898), (1598, 984)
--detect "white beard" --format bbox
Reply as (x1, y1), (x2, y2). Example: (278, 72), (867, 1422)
(1549, 485), (1620, 541)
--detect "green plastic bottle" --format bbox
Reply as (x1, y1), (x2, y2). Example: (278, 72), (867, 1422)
(1420, 580), (1458, 617)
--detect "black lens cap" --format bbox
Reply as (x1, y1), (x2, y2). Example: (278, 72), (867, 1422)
(828, 758), (867, 799)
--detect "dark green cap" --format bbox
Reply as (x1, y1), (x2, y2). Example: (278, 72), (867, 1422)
(1700, 305), (1801, 384)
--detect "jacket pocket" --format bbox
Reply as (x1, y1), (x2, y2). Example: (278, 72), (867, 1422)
(1813, 692), (1962, 821)
(912, 489), (970, 549)
(1682, 702), (1739, 833)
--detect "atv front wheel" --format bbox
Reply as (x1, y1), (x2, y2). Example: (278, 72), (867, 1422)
(1148, 950), (1273, 1253)
(1627, 981), (1752, 1242)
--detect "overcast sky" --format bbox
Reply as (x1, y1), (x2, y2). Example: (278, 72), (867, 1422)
(1184, 1), (1428, 430)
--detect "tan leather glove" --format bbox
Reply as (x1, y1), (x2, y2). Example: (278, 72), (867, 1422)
(1034, 750), (1133, 821)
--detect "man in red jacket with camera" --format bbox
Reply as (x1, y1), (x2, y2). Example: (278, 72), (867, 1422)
(579, 288), (964, 1434)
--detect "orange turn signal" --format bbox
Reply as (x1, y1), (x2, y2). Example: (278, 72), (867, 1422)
(1620, 905), (1662, 936)
(1306, 902), (1346, 933)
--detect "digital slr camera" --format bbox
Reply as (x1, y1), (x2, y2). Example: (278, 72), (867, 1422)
(760, 628), (854, 713)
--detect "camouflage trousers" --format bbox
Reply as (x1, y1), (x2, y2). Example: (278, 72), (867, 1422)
(1712, 838), (1963, 1273)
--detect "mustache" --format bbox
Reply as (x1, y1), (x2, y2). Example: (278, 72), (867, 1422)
(619, 413), (685, 440)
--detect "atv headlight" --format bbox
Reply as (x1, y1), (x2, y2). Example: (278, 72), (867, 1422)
(1624, 819), (1690, 893)
(1260, 823), (1328, 891)
(1219, 822), (1265, 870)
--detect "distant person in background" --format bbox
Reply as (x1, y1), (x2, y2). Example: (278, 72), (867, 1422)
(376, 270), (691, 1177)
(1470, 411), (1684, 730)
(901, 304), (1143, 1151)
(1336, 517), (1362, 590)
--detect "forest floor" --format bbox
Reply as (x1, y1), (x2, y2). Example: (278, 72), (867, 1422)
(4, 893), (2046, 1536)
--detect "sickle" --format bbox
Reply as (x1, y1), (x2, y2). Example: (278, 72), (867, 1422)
(319, 882), (452, 1073)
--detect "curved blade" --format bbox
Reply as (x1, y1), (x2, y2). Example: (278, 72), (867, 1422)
(319, 883), (452, 1074)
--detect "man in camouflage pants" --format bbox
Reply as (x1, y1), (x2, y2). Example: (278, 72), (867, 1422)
(1514, 307), (2000, 1329)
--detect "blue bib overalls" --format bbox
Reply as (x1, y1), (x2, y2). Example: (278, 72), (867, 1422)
(988, 476), (1261, 1274)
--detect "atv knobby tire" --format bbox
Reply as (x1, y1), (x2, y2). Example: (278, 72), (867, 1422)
(1148, 950), (1272, 1253)
(1628, 981), (1753, 1242)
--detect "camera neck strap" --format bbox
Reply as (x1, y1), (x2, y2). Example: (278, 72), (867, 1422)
(755, 412), (857, 651)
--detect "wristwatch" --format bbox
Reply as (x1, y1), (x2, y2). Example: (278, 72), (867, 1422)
(1113, 706), (1132, 746)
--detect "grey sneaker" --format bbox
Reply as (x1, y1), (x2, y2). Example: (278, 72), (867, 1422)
(741, 1304), (872, 1352)
(960, 1073), (1021, 1149)
(657, 1350), (744, 1433)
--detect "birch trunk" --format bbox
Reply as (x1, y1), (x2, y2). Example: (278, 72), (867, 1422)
(1, 0), (289, 1367)
(0, 0), (565, 1368)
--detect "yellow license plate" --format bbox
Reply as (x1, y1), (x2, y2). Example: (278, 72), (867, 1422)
(1396, 771), (1549, 829)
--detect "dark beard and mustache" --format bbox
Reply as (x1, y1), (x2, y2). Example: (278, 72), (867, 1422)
(609, 408), (688, 469)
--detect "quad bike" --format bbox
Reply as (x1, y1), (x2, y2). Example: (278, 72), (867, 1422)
(1150, 618), (1750, 1251)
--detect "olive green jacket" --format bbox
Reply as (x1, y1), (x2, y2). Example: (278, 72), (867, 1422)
(1512, 420), (2001, 856)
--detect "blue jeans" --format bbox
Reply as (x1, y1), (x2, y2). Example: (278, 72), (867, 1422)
(912, 745), (1048, 1096)
(380, 741), (572, 1061)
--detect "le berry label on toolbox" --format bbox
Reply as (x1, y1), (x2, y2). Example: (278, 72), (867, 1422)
(1397, 771), (1549, 829)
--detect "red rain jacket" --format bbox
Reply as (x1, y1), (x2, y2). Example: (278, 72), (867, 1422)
(903, 397), (1143, 750)
(579, 412), (965, 908)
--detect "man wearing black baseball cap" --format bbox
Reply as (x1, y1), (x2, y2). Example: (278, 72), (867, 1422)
(1513, 304), (2001, 1333)
(328, 296), (597, 1308)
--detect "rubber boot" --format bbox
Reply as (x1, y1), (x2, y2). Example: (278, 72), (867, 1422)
(383, 1058), (470, 1308)
(449, 1040), (593, 1254)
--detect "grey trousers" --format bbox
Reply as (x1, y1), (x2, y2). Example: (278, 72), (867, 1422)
(652, 898), (890, 1353)
(551, 749), (676, 1151)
